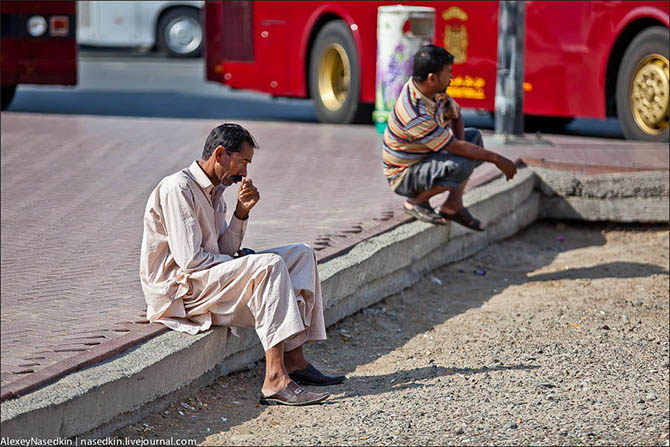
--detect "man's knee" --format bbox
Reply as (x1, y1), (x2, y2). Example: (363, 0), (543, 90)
(291, 243), (317, 266)
(257, 252), (285, 270)
(296, 242), (314, 256)
(461, 157), (477, 178)
(464, 128), (484, 148)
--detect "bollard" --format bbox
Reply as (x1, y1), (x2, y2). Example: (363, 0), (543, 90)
(374, 5), (435, 134)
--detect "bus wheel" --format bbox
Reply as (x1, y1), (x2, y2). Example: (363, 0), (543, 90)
(1, 85), (17, 110)
(157, 7), (203, 58)
(616, 26), (669, 142)
(309, 20), (363, 124)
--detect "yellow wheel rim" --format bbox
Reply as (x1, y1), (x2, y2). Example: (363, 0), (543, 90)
(318, 43), (350, 111)
(630, 53), (669, 135)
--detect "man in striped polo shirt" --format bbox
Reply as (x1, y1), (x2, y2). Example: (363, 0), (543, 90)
(382, 44), (517, 230)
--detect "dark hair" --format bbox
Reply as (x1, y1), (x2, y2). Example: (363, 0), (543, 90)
(202, 123), (258, 160)
(412, 44), (455, 82)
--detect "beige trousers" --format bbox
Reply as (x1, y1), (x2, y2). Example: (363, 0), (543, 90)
(157, 243), (326, 351)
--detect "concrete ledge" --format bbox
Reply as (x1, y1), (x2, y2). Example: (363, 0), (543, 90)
(1, 328), (226, 439)
(2, 166), (667, 439)
(533, 168), (669, 199)
(541, 196), (669, 222)
(533, 168), (669, 223)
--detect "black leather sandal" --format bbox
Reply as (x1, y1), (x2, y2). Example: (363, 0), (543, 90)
(404, 202), (447, 225)
(289, 364), (346, 386)
(437, 207), (485, 231)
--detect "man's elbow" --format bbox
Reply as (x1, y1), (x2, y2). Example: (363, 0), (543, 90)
(444, 139), (467, 156)
(218, 241), (241, 257)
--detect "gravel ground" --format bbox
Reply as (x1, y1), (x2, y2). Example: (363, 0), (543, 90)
(114, 221), (670, 446)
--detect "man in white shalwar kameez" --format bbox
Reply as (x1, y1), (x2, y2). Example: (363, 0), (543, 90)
(140, 123), (344, 406)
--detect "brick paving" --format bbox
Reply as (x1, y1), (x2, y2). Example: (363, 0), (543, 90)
(1, 112), (668, 398)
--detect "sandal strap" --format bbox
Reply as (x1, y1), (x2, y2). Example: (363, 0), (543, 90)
(455, 208), (479, 226)
(404, 202), (446, 224)
(437, 207), (484, 231)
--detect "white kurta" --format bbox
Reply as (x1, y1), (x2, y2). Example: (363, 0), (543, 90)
(139, 161), (326, 351)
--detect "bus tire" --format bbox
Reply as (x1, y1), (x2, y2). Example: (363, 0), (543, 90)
(309, 20), (363, 124)
(615, 26), (669, 142)
(157, 7), (203, 58)
(1, 85), (17, 111)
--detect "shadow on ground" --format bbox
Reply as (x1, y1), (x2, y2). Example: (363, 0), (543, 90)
(8, 90), (319, 122)
(110, 220), (666, 442)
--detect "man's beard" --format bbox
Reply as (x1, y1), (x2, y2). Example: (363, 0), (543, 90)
(231, 175), (243, 183)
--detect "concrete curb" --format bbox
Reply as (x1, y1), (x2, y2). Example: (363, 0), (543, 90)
(1, 166), (667, 439)
(534, 168), (669, 222)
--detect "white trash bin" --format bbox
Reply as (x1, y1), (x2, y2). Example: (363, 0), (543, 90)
(374, 5), (435, 134)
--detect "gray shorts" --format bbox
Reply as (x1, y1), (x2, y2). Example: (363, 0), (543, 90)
(394, 128), (484, 198)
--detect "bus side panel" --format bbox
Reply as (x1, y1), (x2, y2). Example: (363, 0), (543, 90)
(348, 3), (385, 104)
(253, 1), (291, 95)
(524, 2), (608, 118)
(1, 1), (75, 15)
(1, 1), (77, 86)
(219, 1), (335, 97)
(2, 39), (77, 85)
(435, 1), (498, 111)
(526, 1), (668, 119)
(1, 40), (19, 85)
(204, 1), (223, 84)
(524, 2), (588, 117)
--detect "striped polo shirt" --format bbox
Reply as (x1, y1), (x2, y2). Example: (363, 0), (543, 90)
(382, 78), (461, 190)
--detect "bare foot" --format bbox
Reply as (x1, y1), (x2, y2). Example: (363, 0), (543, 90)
(261, 372), (292, 397)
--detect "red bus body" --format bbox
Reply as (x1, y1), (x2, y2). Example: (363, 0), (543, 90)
(1, 1), (77, 90)
(205, 1), (668, 123)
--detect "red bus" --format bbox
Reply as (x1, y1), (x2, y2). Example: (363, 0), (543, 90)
(1, 1), (78, 110)
(204, 1), (669, 142)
